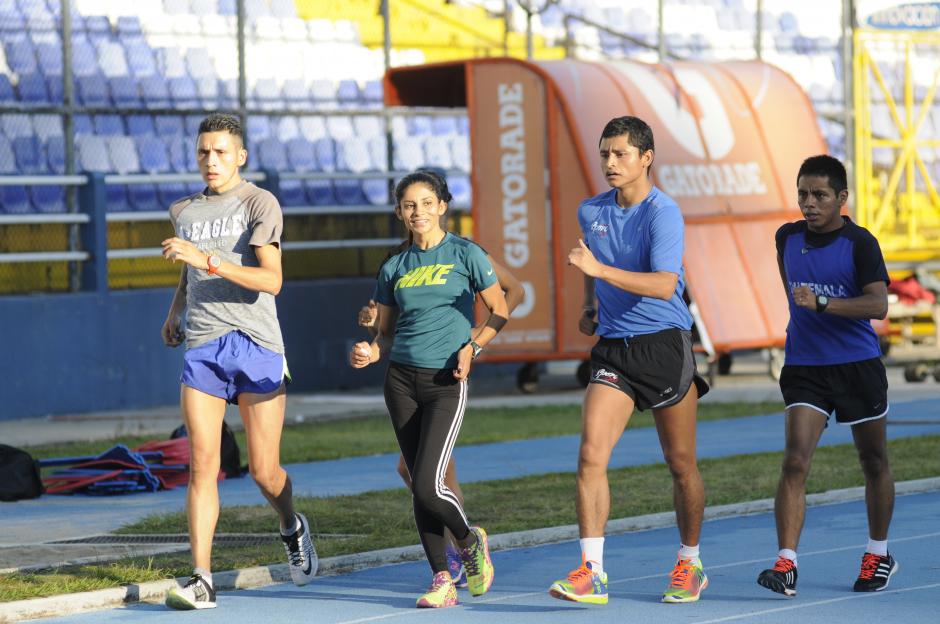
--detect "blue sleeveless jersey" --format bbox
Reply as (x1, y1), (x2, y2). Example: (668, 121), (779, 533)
(578, 186), (692, 337)
(777, 217), (889, 365)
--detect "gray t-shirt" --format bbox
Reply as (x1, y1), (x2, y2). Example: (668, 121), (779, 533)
(169, 180), (285, 353)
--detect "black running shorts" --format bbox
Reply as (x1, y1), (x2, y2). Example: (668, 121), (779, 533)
(779, 357), (889, 425)
(588, 329), (710, 411)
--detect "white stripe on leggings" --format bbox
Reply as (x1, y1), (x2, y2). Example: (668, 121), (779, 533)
(433, 378), (469, 528)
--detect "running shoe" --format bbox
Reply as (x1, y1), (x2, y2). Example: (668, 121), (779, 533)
(281, 512), (318, 586)
(460, 526), (494, 597)
(853, 552), (898, 592)
(757, 556), (798, 597)
(416, 571), (458, 608)
(548, 557), (608, 605)
(662, 558), (708, 603)
(165, 574), (216, 610)
(446, 543), (468, 589)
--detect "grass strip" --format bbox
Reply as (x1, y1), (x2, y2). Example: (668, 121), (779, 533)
(2, 433), (936, 603)
(24, 402), (783, 466)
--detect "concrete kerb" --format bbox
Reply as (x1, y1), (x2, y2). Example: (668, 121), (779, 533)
(3, 476), (938, 623)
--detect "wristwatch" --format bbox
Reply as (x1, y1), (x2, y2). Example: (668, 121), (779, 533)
(206, 254), (222, 275)
(469, 340), (483, 359)
(815, 294), (829, 313)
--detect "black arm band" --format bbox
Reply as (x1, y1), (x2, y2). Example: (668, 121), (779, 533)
(484, 314), (508, 333)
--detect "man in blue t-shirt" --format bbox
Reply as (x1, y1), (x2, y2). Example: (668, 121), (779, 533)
(757, 155), (896, 598)
(548, 116), (710, 606)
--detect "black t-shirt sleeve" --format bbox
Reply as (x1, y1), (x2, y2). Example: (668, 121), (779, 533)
(852, 229), (890, 287)
(775, 222), (797, 256)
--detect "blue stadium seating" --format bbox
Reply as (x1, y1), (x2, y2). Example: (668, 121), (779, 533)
(0, 75), (14, 103)
(168, 75), (198, 108)
(286, 137), (316, 171)
(46, 135), (65, 173)
(110, 76), (141, 108)
(155, 116), (185, 138)
(124, 39), (158, 77)
(30, 184), (65, 213)
(45, 75), (62, 101)
(279, 180), (306, 206)
(12, 135), (42, 173)
(5, 37), (38, 74)
(166, 136), (188, 173)
(137, 136), (171, 173)
(140, 75), (171, 109)
(106, 184), (129, 212)
(76, 74), (110, 107)
(17, 72), (49, 103)
(313, 137), (336, 172)
(94, 114), (124, 136)
(127, 183), (161, 211)
(305, 180), (336, 205)
(334, 179), (366, 205)
(126, 114), (155, 137)
(0, 135), (15, 173)
(35, 42), (62, 76)
(0, 185), (30, 213)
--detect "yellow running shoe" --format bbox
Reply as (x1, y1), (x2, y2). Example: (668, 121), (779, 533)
(548, 557), (608, 605)
(416, 571), (458, 608)
(460, 526), (494, 597)
(662, 558), (708, 603)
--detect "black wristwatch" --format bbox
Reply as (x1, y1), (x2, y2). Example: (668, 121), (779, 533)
(469, 340), (483, 359)
(815, 294), (829, 313)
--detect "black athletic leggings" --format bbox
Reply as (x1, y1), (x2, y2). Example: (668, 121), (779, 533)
(384, 361), (471, 573)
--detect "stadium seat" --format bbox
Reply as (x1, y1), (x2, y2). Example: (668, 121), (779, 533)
(124, 39), (158, 77)
(0, 185), (30, 214)
(450, 135), (470, 173)
(16, 72), (49, 103)
(247, 116), (271, 141)
(0, 135), (15, 173)
(126, 114), (155, 137)
(184, 115), (202, 136)
(166, 136), (187, 173)
(116, 15), (143, 37)
(362, 79), (383, 105)
(11, 135), (41, 173)
(270, 0), (296, 19)
(46, 135), (65, 173)
(282, 79), (310, 111)
(217, 0), (236, 16)
(449, 175), (471, 207)
(424, 136), (453, 170)
(336, 137), (371, 174)
(406, 116), (432, 135)
(77, 135), (111, 172)
(1, 113), (33, 139)
(76, 74), (111, 107)
(97, 41), (130, 78)
(252, 77), (281, 111)
(71, 38), (98, 76)
(431, 116), (458, 136)
(5, 37), (38, 74)
(393, 136), (425, 171)
(334, 179), (366, 205)
(190, 0), (217, 17)
(127, 183), (161, 211)
(367, 135), (389, 171)
(326, 115), (354, 140)
(72, 114), (93, 136)
(313, 137), (336, 172)
(108, 136), (140, 174)
(353, 116), (383, 139)
(163, 0), (190, 15)
(362, 178), (389, 205)
(279, 180), (306, 206)
(110, 75), (141, 107)
(106, 184), (130, 212)
(154, 115), (185, 138)
(84, 16), (112, 41)
(0, 9), (25, 32)
(168, 75), (199, 107)
(45, 74), (62, 102)
(0, 75), (14, 103)
(258, 137), (288, 169)
(94, 114), (125, 136)
(217, 78), (238, 105)
(286, 137), (316, 171)
(299, 116), (327, 142)
(35, 42), (62, 76)
(305, 179), (335, 205)
(244, 0), (270, 18)
(137, 136), (171, 173)
(140, 75), (171, 108)
(310, 79), (338, 107)
(336, 79), (360, 106)
(32, 114), (63, 142)
(195, 78), (220, 108)
(30, 185), (65, 213)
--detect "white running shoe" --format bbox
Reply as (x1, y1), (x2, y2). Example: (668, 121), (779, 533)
(281, 512), (317, 585)
(165, 574), (216, 610)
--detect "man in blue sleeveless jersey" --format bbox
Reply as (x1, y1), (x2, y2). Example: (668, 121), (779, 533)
(757, 155), (896, 598)
(548, 116), (710, 606)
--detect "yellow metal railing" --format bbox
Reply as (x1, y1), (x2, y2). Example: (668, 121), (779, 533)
(854, 29), (940, 262)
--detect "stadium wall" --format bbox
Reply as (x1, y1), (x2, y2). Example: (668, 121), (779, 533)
(0, 279), (385, 421)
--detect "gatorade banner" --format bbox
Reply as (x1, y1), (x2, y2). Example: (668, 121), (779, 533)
(469, 63), (554, 353)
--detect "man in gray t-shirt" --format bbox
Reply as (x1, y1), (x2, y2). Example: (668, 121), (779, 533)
(160, 113), (316, 611)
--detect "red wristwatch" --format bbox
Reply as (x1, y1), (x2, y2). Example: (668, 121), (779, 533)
(206, 254), (222, 275)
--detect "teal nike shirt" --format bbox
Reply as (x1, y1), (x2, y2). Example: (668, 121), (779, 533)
(375, 233), (497, 369)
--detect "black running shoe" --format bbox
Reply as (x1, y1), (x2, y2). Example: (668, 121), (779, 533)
(165, 574), (216, 610)
(757, 556), (798, 597)
(853, 552), (898, 592)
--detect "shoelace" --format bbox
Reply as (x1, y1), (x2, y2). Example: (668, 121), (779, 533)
(567, 565), (593, 584)
(858, 553), (881, 580)
(184, 575), (209, 600)
(283, 534), (306, 567)
(462, 542), (481, 577)
(772, 557), (796, 573)
(428, 572), (452, 592)
(669, 560), (695, 589)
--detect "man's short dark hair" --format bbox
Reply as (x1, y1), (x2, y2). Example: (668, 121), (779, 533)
(797, 154), (847, 194)
(599, 116), (655, 155)
(197, 113), (244, 144)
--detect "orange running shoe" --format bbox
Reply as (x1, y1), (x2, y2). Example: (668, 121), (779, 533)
(662, 558), (708, 603)
(548, 557), (608, 605)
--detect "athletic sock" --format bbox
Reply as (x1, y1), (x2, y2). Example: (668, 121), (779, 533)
(779, 548), (798, 568)
(280, 514), (301, 536)
(194, 568), (213, 589)
(866, 539), (888, 557)
(678, 543), (700, 566)
(580, 537), (604, 575)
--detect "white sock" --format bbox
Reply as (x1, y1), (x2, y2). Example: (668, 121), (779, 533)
(678, 543), (700, 564)
(580, 537), (604, 574)
(280, 514), (301, 536)
(779, 548), (798, 567)
(867, 539), (888, 557)
(193, 568), (213, 589)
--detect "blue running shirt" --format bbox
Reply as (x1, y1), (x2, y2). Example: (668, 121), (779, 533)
(375, 233), (498, 369)
(777, 216), (889, 365)
(578, 186), (692, 337)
